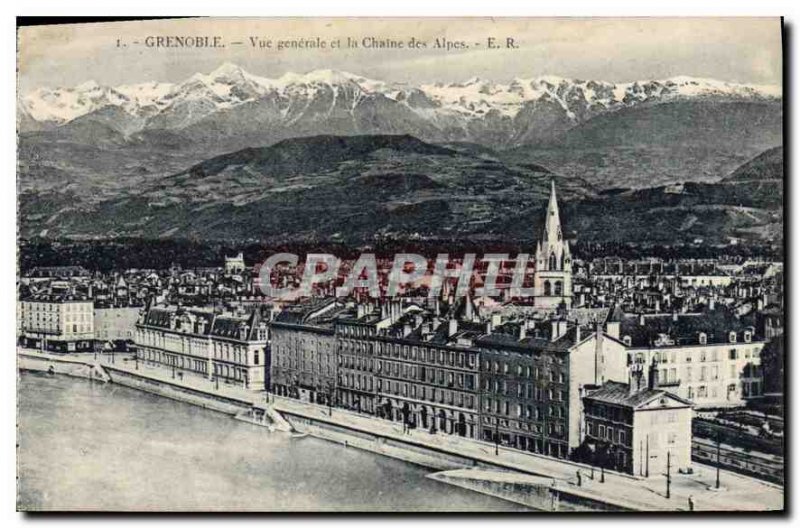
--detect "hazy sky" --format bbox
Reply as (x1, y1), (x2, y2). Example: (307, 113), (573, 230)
(18, 17), (782, 93)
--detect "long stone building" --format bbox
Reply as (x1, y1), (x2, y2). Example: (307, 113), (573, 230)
(134, 304), (270, 390)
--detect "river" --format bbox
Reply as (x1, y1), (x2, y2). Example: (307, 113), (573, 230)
(17, 371), (528, 512)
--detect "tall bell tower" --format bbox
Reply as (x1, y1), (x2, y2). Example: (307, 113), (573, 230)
(533, 181), (573, 310)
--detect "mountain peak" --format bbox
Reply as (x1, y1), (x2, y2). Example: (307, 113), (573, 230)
(19, 68), (782, 135)
(277, 69), (365, 86)
(75, 80), (102, 91)
(210, 62), (245, 77)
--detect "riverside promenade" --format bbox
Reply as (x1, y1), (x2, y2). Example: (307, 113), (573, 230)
(19, 348), (784, 512)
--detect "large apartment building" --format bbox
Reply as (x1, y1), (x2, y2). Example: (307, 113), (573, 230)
(615, 309), (765, 408)
(474, 318), (629, 459)
(134, 304), (270, 390)
(18, 293), (95, 352)
(270, 298), (343, 405)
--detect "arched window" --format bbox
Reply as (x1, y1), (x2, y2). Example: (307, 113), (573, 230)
(554, 281), (563, 296)
(549, 253), (558, 270)
(544, 280), (551, 296)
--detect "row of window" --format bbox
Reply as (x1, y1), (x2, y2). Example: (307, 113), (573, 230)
(642, 346), (762, 364)
(485, 415), (566, 437)
(587, 421), (630, 446)
(20, 302), (92, 312)
(137, 329), (260, 366)
(485, 398), (566, 420)
(377, 361), (477, 390)
(375, 343), (477, 369)
(378, 379), (476, 409)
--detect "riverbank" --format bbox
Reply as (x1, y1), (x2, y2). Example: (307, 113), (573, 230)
(18, 348), (783, 512)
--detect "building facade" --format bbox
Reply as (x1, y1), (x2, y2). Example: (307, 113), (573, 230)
(583, 378), (693, 476)
(18, 294), (95, 352)
(94, 305), (142, 345)
(270, 299), (342, 404)
(134, 304), (269, 390)
(372, 317), (482, 439)
(474, 320), (629, 459)
(618, 312), (765, 407)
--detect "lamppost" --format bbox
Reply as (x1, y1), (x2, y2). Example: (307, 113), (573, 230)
(715, 429), (723, 489)
(327, 380), (334, 416)
(666, 451), (672, 499)
(494, 418), (500, 456)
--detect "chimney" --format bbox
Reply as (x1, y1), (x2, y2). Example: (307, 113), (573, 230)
(550, 320), (567, 341)
(648, 357), (659, 390)
(605, 321), (620, 340)
(575, 325), (581, 344)
(638, 313), (646, 326)
(485, 321), (493, 335)
(448, 319), (458, 337)
(628, 363), (644, 395)
(709, 298), (716, 311)
(492, 313), (502, 328)
(464, 295), (474, 321)
(518, 324), (526, 341)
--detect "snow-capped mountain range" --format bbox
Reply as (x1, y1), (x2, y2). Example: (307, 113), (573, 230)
(20, 62), (781, 136)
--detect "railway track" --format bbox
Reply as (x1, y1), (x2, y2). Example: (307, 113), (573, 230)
(692, 437), (784, 485)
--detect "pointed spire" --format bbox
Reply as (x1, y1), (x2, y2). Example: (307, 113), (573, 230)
(544, 179), (562, 245)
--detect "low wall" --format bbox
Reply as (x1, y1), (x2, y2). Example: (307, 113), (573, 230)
(18, 352), (106, 382)
(104, 367), (252, 416)
(284, 413), (477, 472)
(429, 471), (634, 512)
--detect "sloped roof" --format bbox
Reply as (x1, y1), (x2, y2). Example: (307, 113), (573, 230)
(585, 381), (692, 409)
(619, 307), (759, 347)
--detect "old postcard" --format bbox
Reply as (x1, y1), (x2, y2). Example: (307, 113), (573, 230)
(16, 17), (784, 512)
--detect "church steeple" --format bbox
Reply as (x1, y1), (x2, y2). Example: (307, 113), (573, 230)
(543, 179), (563, 245)
(533, 180), (573, 311)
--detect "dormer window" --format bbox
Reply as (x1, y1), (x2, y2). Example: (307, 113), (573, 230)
(729, 331), (737, 344)
(699, 332), (707, 345)
(622, 335), (632, 346)
(744, 331), (752, 343)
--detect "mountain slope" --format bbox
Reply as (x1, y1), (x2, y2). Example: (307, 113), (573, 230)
(18, 135), (782, 246)
(723, 146), (783, 182)
(502, 100), (782, 189)
(18, 134), (591, 242)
